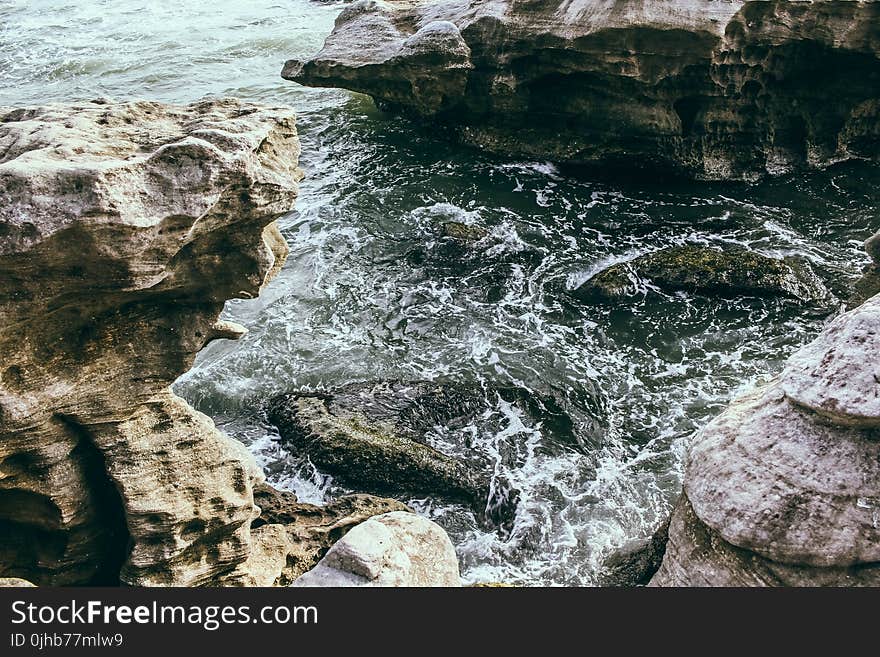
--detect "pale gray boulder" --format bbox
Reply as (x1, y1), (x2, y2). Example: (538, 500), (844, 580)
(780, 297), (880, 426)
(292, 511), (461, 587)
(686, 384), (880, 568)
(653, 289), (880, 585)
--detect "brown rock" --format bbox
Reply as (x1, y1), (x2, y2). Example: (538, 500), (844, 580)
(247, 483), (411, 585)
(0, 98), (301, 585)
(285, 1), (880, 181)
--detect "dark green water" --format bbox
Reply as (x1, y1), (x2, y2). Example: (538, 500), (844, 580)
(3, 0), (878, 585)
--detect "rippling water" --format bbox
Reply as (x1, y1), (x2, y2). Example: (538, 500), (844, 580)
(4, 0), (878, 585)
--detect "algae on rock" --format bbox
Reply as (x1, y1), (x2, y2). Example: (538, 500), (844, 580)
(575, 245), (831, 303)
(267, 381), (519, 525)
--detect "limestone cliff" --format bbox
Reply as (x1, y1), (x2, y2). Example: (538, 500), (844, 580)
(285, 0), (880, 180)
(0, 98), (303, 586)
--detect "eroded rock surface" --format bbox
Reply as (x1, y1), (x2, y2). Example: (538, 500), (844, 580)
(652, 495), (880, 586)
(0, 98), (301, 585)
(652, 291), (880, 586)
(292, 511), (461, 587)
(575, 245), (829, 303)
(285, 0), (880, 180)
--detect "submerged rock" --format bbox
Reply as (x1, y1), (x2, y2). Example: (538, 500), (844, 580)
(849, 230), (880, 308)
(284, 0), (880, 181)
(292, 511), (461, 587)
(652, 290), (880, 586)
(267, 381), (518, 525)
(437, 221), (489, 243)
(575, 246), (830, 303)
(599, 515), (671, 587)
(849, 268), (880, 308)
(0, 99), (300, 585)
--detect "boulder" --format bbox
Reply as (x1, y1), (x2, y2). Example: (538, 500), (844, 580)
(574, 246), (830, 303)
(223, 484), (410, 586)
(651, 494), (880, 587)
(284, 0), (880, 181)
(849, 268), (880, 308)
(292, 511), (461, 587)
(652, 291), (880, 586)
(0, 578), (36, 587)
(267, 381), (518, 524)
(686, 384), (880, 567)
(849, 230), (880, 307)
(780, 300), (880, 427)
(866, 231), (880, 264)
(0, 98), (301, 585)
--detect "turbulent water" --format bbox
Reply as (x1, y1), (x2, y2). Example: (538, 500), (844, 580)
(4, 0), (878, 585)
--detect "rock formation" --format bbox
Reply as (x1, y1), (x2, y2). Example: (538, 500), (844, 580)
(0, 97), (308, 586)
(246, 483), (410, 585)
(575, 245), (830, 303)
(652, 286), (880, 586)
(285, 0), (880, 180)
(0, 578), (35, 587)
(292, 511), (462, 587)
(267, 381), (520, 526)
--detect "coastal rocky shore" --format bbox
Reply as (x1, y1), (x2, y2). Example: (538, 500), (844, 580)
(0, 98), (456, 586)
(285, 0), (880, 180)
(1, 7), (877, 588)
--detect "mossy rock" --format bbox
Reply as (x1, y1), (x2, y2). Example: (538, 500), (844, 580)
(267, 381), (520, 527)
(848, 266), (880, 308)
(845, 231), (880, 308)
(575, 245), (831, 303)
(437, 221), (489, 243)
(865, 231), (880, 265)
